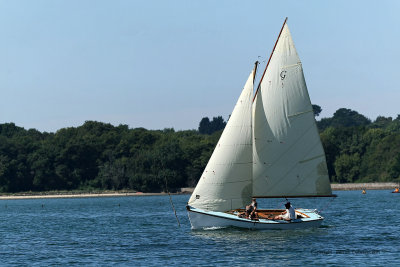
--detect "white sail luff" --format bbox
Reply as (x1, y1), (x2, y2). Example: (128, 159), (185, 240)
(188, 69), (254, 211)
(252, 24), (332, 197)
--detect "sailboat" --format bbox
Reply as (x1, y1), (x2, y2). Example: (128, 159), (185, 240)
(187, 18), (336, 230)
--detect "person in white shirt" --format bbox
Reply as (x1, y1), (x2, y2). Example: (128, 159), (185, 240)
(274, 202), (296, 221)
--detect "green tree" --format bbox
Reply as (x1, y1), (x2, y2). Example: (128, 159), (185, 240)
(312, 104), (322, 117)
(198, 117), (211, 134)
(318, 108), (371, 131)
(334, 153), (361, 183)
(198, 116), (226, 134)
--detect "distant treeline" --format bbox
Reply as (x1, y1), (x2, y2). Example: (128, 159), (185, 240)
(0, 107), (399, 193)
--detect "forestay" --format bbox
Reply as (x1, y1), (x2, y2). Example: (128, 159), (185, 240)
(252, 24), (332, 197)
(188, 70), (255, 212)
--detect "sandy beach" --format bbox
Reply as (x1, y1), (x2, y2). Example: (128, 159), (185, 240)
(330, 182), (398, 191)
(183, 183), (399, 193)
(0, 182), (398, 200)
(0, 191), (178, 200)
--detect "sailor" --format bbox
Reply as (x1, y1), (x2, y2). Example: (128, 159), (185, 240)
(274, 202), (296, 221)
(245, 198), (258, 219)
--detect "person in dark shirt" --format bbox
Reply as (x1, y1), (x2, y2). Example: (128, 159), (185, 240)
(245, 198), (258, 219)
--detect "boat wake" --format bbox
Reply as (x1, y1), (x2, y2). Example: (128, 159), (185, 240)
(200, 226), (227, 231)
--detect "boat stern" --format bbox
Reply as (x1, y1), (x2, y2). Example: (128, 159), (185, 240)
(296, 208), (324, 221)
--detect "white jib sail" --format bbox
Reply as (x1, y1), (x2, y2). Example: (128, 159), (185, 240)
(252, 23), (332, 197)
(188, 70), (254, 211)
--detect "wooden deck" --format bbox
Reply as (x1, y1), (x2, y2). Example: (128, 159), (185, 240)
(227, 209), (310, 219)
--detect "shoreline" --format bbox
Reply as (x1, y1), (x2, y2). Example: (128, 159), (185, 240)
(0, 191), (182, 200)
(330, 182), (398, 191)
(0, 182), (398, 200)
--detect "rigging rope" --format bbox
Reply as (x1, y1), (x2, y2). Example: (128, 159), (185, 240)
(317, 196), (336, 214)
(165, 177), (180, 227)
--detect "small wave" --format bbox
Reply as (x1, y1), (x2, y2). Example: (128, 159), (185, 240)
(319, 224), (333, 229)
(201, 226), (227, 231)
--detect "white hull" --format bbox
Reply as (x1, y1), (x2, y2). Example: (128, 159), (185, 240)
(187, 206), (323, 230)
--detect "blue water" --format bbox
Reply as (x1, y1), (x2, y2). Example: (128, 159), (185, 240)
(0, 190), (399, 266)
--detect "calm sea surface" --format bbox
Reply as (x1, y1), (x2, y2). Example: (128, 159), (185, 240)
(0, 190), (399, 266)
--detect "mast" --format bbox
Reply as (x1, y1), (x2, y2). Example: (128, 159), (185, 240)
(252, 17), (288, 102)
(252, 61), (259, 85)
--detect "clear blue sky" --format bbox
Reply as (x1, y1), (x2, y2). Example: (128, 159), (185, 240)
(1, 0), (399, 132)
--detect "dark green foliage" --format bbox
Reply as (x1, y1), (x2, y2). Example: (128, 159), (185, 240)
(317, 108), (371, 131)
(0, 120), (221, 193)
(198, 116), (226, 134)
(319, 111), (400, 183)
(0, 109), (399, 193)
(312, 104), (322, 117)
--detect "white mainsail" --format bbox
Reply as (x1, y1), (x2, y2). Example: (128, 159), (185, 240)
(252, 23), (332, 197)
(188, 69), (255, 212)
